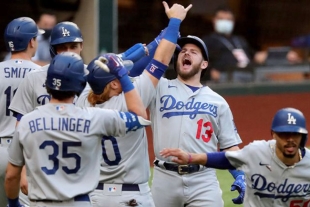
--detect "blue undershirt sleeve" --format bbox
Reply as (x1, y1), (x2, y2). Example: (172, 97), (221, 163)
(206, 152), (236, 170)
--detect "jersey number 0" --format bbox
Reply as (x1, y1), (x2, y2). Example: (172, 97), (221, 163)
(101, 136), (121, 166)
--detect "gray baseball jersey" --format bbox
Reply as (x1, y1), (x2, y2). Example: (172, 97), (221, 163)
(9, 64), (87, 115)
(150, 78), (241, 158)
(8, 103), (131, 201)
(149, 77), (241, 206)
(0, 59), (40, 136)
(9, 64), (50, 116)
(226, 140), (310, 207)
(0, 59), (39, 207)
(75, 73), (156, 206)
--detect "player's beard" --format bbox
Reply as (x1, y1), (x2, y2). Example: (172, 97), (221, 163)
(282, 143), (298, 158)
(282, 151), (296, 159)
(176, 62), (201, 80)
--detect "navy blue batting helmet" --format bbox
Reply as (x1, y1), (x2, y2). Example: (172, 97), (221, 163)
(50, 21), (83, 57)
(86, 56), (117, 95)
(4, 17), (44, 52)
(177, 35), (209, 61)
(46, 52), (86, 94)
(271, 108), (308, 148)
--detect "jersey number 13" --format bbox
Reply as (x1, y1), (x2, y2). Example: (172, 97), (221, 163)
(196, 119), (213, 143)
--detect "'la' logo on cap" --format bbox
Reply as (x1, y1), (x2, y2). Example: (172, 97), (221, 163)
(61, 27), (70, 37)
(287, 113), (296, 125)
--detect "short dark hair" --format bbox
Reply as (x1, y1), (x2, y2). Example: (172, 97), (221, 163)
(46, 86), (76, 101)
(214, 5), (234, 16)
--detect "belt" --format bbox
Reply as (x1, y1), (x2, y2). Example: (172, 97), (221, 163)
(154, 159), (200, 175)
(30, 194), (89, 202)
(96, 183), (140, 191)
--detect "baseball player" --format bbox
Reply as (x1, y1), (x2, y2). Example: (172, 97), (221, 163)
(148, 34), (246, 206)
(74, 2), (192, 206)
(7, 19), (149, 202)
(0, 17), (44, 207)
(9, 21), (84, 123)
(160, 107), (310, 207)
(6, 21), (84, 206)
(5, 52), (150, 207)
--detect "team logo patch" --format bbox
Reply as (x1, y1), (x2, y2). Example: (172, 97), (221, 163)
(56, 105), (65, 111)
(108, 187), (117, 192)
(15, 60), (23, 64)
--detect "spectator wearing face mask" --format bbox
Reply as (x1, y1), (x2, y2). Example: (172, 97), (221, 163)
(32, 13), (57, 65)
(202, 6), (266, 83)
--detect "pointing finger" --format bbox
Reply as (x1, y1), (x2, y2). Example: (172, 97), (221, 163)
(185, 4), (193, 12)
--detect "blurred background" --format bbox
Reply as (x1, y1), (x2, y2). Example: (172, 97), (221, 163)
(0, 0), (310, 149)
(1, 0), (310, 82)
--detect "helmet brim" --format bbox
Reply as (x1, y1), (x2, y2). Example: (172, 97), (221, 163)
(273, 125), (308, 134)
(177, 36), (209, 61)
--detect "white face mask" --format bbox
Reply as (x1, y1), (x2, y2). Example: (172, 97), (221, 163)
(215, 20), (234, 35)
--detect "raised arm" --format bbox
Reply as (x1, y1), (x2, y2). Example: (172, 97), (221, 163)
(94, 54), (147, 119)
(144, 1), (192, 87)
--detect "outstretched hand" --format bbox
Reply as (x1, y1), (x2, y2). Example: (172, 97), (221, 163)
(162, 1), (192, 21)
(160, 148), (189, 164)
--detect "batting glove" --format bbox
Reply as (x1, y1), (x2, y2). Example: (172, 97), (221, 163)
(231, 175), (246, 204)
(118, 43), (147, 63)
(94, 53), (130, 79)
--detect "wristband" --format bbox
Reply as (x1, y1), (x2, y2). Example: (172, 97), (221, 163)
(119, 75), (134, 93)
(145, 59), (167, 79)
(187, 153), (192, 164)
(163, 18), (181, 44)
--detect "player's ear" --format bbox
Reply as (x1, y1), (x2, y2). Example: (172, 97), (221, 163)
(201, 60), (208, 70)
(110, 79), (120, 90)
(29, 37), (36, 48)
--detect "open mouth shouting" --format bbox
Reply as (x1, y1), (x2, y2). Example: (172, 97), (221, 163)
(182, 57), (192, 69)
